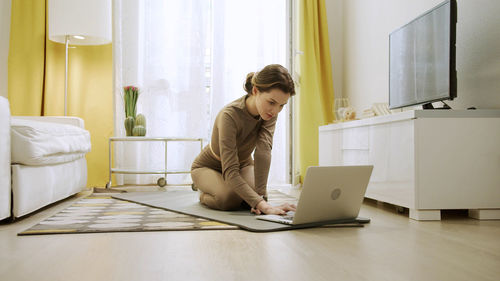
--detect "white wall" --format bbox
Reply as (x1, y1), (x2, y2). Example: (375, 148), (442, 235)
(0, 0), (11, 98)
(326, 0), (500, 113)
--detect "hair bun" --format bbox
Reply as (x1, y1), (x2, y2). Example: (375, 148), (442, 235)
(243, 72), (255, 94)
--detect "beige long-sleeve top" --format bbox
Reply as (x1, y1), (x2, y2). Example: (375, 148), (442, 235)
(191, 95), (276, 208)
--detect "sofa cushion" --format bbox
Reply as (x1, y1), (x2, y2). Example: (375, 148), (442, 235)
(11, 119), (91, 166)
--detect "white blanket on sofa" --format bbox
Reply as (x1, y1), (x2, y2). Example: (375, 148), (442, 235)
(11, 119), (91, 166)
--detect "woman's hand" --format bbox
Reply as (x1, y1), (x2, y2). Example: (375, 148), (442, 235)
(251, 200), (296, 215)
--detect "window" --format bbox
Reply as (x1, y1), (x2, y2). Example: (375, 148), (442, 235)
(114, 0), (291, 186)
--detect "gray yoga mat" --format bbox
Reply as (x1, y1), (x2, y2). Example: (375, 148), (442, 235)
(112, 190), (368, 232)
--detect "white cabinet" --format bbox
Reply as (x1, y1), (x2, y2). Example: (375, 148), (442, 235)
(319, 110), (500, 220)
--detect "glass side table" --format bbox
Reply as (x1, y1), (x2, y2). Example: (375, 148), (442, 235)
(106, 137), (203, 188)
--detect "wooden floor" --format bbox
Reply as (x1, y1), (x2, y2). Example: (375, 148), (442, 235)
(1, 187), (499, 281)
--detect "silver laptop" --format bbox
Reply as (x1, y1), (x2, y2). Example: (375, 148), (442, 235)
(256, 165), (373, 225)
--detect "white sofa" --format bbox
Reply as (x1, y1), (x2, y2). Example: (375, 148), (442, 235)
(0, 96), (91, 220)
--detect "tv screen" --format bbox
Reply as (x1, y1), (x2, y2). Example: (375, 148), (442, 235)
(389, 0), (457, 109)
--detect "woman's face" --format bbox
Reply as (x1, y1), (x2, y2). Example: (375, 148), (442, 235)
(253, 87), (290, 121)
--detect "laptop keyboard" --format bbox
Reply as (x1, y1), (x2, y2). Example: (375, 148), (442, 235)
(282, 211), (295, 220)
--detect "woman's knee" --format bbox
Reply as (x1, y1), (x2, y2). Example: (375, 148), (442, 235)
(190, 167), (215, 192)
(191, 167), (241, 210)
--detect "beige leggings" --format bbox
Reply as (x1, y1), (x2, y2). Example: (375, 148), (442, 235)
(191, 165), (255, 211)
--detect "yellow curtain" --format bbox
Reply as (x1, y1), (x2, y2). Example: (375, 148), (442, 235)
(8, 0), (113, 187)
(8, 0), (45, 115)
(298, 0), (335, 182)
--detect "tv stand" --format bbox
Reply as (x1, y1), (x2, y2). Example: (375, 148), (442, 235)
(422, 101), (452, 109)
(319, 110), (500, 220)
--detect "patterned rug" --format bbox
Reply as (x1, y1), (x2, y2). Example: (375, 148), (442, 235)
(18, 190), (298, 235)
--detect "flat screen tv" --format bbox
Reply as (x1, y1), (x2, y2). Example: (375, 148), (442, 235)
(389, 0), (457, 110)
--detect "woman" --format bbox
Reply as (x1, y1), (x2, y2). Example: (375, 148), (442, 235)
(191, 64), (296, 215)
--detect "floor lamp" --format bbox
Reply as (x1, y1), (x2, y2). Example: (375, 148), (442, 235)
(48, 0), (112, 116)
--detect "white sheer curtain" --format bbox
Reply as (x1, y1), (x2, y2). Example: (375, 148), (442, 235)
(211, 0), (289, 185)
(113, 0), (289, 186)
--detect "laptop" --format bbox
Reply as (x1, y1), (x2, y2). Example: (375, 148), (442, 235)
(256, 165), (373, 226)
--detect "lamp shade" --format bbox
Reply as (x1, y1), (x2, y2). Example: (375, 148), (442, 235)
(48, 0), (112, 45)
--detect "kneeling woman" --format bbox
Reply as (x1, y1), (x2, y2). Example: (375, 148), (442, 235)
(191, 64), (296, 215)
